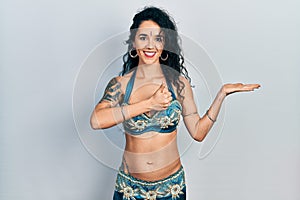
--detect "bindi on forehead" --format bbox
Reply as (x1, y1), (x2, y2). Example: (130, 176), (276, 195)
(138, 27), (160, 34)
(137, 29), (164, 37)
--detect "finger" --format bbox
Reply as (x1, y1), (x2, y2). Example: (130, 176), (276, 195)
(163, 97), (171, 104)
(244, 83), (260, 87)
(162, 102), (170, 109)
(163, 94), (170, 100)
(162, 83), (169, 92)
(164, 92), (172, 98)
(155, 82), (165, 93)
(160, 82), (167, 92)
(162, 86), (170, 94)
(251, 84), (261, 88)
(243, 84), (261, 90)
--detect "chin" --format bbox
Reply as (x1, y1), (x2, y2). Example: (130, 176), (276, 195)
(140, 57), (161, 65)
(144, 60), (157, 64)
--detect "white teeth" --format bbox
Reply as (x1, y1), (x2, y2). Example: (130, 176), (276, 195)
(144, 51), (155, 57)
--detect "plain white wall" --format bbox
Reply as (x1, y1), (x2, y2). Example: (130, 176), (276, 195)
(1, 0), (300, 200)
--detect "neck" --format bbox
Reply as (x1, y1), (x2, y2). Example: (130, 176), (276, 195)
(136, 63), (163, 78)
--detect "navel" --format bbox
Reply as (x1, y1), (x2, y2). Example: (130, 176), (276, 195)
(146, 161), (154, 165)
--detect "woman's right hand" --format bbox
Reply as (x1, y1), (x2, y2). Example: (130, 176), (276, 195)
(148, 83), (172, 111)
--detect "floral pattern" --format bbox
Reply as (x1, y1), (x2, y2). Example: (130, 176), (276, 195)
(115, 167), (185, 200)
(140, 189), (160, 200)
(158, 116), (173, 129)
(169, 184), (185, 199)
(128, 119), (148, 131)
(118, 181), (139, 200)
(157, 109), (181, 129)
(125, 107), (181, 132)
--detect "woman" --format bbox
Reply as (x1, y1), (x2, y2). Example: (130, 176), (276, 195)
(90, 6), (260, 200)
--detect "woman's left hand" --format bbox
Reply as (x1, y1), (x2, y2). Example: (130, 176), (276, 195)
(221, 83), (261, 96)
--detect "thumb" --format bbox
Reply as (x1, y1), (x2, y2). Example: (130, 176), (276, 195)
(154, 82), (166, 94)
(160, 82), (167, 92)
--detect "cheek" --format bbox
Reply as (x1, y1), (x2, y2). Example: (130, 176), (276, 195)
(157, 49), (163, 56)
(134, 40), (146, 49)
(136, 49), (143, 56)
(156, 43), (164, 52)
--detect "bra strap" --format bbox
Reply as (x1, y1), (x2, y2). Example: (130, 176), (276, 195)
(123, 69), (137, 103)
(166, 79), (176, 99)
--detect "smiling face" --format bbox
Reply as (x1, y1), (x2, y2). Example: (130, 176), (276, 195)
(133, 20), (165, 65)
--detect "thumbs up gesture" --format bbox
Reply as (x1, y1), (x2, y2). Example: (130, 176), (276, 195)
(148, 82), (173, 111)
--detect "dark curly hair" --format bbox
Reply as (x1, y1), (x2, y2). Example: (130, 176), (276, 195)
(120, 6), (191, 100)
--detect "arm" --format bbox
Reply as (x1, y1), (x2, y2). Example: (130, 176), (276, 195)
(90, 77), (150, 129)
(90, 77), (172, 130)
(180, 77), (260, 142)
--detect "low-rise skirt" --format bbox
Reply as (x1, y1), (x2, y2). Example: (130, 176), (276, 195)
(113, 166), (186, 200)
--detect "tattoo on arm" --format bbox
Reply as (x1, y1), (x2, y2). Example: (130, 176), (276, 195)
(99, 78), (122, 106)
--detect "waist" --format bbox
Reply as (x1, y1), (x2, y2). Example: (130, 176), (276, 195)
(124, 130), (177, 151)
(118, 164), (184, 185)
(123, 135), (180, 177)
(121, 158), (182, 181)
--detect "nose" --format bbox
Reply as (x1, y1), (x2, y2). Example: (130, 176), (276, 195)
(146, 38), (154, 49)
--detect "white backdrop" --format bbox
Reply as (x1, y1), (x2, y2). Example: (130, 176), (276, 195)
(1, 0), (300, 200)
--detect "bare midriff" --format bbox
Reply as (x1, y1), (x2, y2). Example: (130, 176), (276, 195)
(123, 130), (182, 181)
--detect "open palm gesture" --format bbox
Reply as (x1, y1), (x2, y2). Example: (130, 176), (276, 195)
(222, 83), (261, 96)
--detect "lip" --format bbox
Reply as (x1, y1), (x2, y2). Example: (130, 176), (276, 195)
(143, 51), (156, 58)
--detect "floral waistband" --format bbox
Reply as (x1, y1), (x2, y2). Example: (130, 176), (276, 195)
(115, 166), (186, 200)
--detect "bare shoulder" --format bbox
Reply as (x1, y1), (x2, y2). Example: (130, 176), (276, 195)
(103, 76), (122, 93)
(108, 76), (121, 85)
(116, 70), (136, 90)
(105, 70), (134, 89)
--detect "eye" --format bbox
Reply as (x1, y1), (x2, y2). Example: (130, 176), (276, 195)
(139, 36), (147, 41)
(155, 36), (164, 42)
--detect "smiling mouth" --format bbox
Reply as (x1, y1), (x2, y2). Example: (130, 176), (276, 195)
(143, 51), (156, 58)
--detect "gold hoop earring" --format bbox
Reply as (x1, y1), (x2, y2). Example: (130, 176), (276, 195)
(129, 49), (138, 58)
(160, 53), (168, 61)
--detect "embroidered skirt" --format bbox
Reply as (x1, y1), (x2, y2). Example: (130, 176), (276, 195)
(113, 166), (186, 200)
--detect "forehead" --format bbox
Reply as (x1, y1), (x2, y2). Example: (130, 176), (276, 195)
(137, 20), (163, 35)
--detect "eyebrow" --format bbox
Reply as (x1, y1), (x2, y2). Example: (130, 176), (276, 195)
(138, 33), (164, 37)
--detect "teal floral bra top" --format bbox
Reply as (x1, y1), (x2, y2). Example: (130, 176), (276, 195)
(122, 69), (182, 135)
